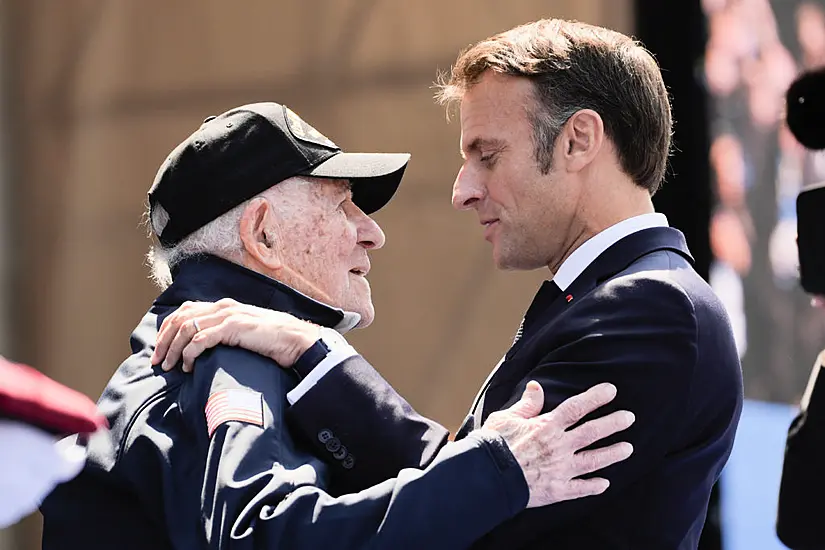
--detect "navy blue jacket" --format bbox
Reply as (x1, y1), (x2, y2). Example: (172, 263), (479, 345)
(40, 256), (528, 550)
(290, 227), (744, 549)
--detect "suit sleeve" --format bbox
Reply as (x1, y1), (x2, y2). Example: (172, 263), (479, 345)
(776, 356), (825, 549)
(479, 277), (702, 534)
(286, 354), (450, 492)
(180, 346), (527, 550)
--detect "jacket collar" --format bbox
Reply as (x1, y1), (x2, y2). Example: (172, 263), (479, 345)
(572, 226), (693, 290)
(553, 213), (669, 291)
(154, 255), (361, 333)
(519, 227), (693, 347)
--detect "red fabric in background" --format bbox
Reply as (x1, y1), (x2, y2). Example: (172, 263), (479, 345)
(0, 358), (106, 436)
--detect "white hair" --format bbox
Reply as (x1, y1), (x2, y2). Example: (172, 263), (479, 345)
(146, 203), (245, 288)
(145, 177), (316, 288)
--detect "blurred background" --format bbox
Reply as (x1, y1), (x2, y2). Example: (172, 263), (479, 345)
(0, 0), (821, 548)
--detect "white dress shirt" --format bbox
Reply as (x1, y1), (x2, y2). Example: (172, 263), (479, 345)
(552, 213), (669, 290)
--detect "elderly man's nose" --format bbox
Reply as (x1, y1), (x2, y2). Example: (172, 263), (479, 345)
(358, 216), (386, 250)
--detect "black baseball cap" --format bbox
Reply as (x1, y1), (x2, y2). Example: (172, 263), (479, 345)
(148, 102), (410, 247)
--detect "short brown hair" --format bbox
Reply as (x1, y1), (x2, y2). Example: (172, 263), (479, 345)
(436, 19), (672, 194)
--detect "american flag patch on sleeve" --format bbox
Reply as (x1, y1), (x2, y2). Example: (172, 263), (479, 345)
(205, 389), (264, 438)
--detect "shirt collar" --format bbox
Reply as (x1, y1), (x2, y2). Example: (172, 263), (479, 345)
(553, 213), (669, 291)
(157, 255), (362, 334)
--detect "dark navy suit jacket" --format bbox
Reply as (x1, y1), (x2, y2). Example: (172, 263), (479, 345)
(290, 226), (744, 549)
(40, 256), (528, 550)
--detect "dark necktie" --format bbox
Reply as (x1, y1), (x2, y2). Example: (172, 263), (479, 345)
(510, 279), (562, 347)
(469, 280), (565, 427)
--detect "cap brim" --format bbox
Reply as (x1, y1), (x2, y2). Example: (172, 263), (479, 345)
(305, 152), (410, 214)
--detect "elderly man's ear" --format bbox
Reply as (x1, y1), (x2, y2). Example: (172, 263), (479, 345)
(239, 198), (283, 271)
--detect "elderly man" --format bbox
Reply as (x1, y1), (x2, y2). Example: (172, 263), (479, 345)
(40, 102), (634, 550)
(156, 19), (744, 549)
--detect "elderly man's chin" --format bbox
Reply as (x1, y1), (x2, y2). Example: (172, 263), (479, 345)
(354, 305), (375, 329)
(346, 275), (376, 329)
(350, 301), (375, 329)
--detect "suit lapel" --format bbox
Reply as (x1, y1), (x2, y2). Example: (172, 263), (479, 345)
(466, 281), (562, 427)
(467, 354), (506, 430)
(476, 227), (693, 422)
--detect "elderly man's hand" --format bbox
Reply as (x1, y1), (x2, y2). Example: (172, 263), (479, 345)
(151, 299), (319, 372)
(483, 381), (634, 508)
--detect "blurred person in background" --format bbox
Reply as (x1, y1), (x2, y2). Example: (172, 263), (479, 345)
(155, 18), (744, 549)
(708, 132), (753, 357)
(38, 101), (636, 550)
(797, 1), (825, 68)
(701, 0), (825, 403)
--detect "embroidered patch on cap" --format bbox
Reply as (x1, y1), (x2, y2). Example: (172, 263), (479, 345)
(284, 106), (337, 149)
(205, 389), (264, 437)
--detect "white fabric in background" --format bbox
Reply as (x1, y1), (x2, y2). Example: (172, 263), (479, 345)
(0, 420), (86, 528)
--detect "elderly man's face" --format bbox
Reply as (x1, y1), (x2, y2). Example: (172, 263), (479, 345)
(268, 178), (385, 327)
